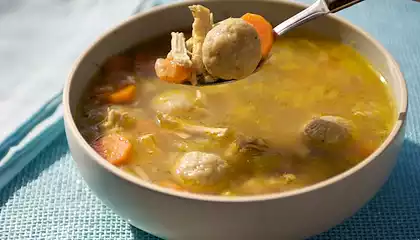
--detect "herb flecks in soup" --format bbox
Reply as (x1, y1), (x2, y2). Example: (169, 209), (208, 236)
(76, 6), (396, 196)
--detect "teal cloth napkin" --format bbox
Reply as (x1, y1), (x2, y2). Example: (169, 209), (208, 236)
(1, 0), (420, 239)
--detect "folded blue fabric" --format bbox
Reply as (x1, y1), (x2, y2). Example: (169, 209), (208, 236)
(0, 92), (64, 190)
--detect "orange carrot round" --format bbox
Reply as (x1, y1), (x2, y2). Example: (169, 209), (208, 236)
(108, 85), (136, 104)
(241, 13), (274, 58)
(92, 133), (133, 166)
(154, 58), (191, 84)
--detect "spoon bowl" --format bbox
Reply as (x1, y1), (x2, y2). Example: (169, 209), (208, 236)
(190, 0), (364, 85)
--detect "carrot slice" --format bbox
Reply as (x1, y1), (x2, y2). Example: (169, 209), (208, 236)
(241, 13), (274, 58)
(108, 85), (136, 104)
(103, 55), (133, 74)
(92, 133), (132, 165)
(154, 58), (191, 84)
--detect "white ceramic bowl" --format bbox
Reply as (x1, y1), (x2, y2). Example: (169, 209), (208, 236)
(63, 0), (408, 239)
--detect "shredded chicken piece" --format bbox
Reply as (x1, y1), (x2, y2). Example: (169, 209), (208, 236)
(186, 37), (193, 53)
(102, 108), (127, 129)
(157, 113), (230, 138)
(132, 166), (151, 181)
(167, 32), (192, 68)
(101, 106), (145, 130)
(184, 125), (230, 138)
(189, 5), (213, 75)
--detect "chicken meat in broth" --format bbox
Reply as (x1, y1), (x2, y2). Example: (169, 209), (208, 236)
(76, 5), (396, 196)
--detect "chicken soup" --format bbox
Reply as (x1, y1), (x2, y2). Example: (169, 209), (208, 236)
(76, 5), (396, 196)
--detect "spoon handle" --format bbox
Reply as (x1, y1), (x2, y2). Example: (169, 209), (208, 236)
(273, 0), (363, 36)
(326, 0), (364, 13)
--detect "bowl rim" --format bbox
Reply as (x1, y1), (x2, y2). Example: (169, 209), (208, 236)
(63, 0), (408, 203)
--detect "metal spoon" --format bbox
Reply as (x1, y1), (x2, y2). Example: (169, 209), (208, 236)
(274, 0), (364, 36)
(185, 0), (365, 86)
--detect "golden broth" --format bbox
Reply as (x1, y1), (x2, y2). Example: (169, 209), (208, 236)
(77, 33), (396, 196)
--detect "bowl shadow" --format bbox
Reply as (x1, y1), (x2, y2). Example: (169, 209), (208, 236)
(130, 225), (161, 240)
